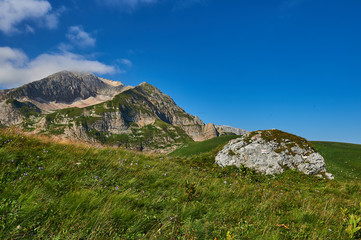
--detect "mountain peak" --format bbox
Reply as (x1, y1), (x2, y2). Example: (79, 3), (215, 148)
(3, 71), (125, 105)
(47, 70), (96, 80)
(52, 70), (94, 76)
(139, 82), (151, 87)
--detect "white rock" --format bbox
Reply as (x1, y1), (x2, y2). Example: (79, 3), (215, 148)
(215, 130), (334, 179)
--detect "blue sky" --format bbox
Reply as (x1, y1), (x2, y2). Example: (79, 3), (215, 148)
(0, 0), (360, 143)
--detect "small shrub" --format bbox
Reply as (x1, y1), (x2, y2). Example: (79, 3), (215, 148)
(345, 214), (361, 239)
(342, 203), (361, 239)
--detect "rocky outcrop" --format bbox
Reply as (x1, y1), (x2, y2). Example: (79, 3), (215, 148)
(0, 101), (24, 126)
(215, 129), (334, 179)
(202, 123), (219, 140)
(0, 99), (41, 126)
(216, 125), (249, 136)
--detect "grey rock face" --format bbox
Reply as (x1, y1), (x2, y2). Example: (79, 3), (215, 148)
(3, 71), (125, 104)
(215, 130), (334, 179)
(215, 125), (249, 136)
(0, 101), (24, 125)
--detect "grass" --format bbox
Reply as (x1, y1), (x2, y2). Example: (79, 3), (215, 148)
(312, 141), (361, 181)
(1, 128), (361, 239)
(169, 135), (240, 157)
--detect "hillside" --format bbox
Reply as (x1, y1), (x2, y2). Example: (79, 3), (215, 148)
(169, 135), (240, 156)
(1, 129), (361, 239)
(312, 141), (361, 181)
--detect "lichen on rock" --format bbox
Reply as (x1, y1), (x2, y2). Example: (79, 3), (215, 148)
(215, 129), (334, 179)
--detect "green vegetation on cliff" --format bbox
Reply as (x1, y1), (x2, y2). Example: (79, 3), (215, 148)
(86, 119), (192, 151)
(1, 129), (361, 239)
(5, 99), (41, 118)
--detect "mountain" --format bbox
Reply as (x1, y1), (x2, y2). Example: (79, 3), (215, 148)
(0, 71), (127, 111)
(0, 71), (223, 153)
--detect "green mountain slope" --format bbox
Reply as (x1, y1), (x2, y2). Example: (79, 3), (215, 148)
(312, 141), (361, 181)
(1, 129), (361, 239)
(169, 135), (240, 156)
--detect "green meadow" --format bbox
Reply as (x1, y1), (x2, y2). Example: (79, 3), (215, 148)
(312, 141), (361, 181)
(1, 129), (361, 239)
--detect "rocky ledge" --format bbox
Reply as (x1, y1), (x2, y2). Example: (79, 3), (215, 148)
(215, 129), (334, 179)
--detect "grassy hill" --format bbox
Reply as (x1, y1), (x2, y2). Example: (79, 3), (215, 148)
(169, 135), (240, 157)
(312, 141), (361, 181)
(1, 129), (361, 239)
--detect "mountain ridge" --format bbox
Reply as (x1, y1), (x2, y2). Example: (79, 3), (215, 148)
(1, 71), (127, 111)
(0, 71), (248, 153)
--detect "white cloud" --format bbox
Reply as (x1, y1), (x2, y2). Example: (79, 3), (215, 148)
(0, 46), (116, 88)
(66, 26), (96, 48)
(100, 0), (158, 11)
(120, 58), (132, 67)
(0, 0), (60, 35)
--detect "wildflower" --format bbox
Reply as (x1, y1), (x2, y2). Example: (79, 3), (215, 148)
(170, 217), (174, 220)
(104, 186), (107, 188)
(19, 177), (22, 180)
(11, 159), (14, 162)
(95, 176), (98, 179)
(164, 173), (167, 176)
(23, 173), (28, 176)
(17, 167), (19, 170)
(36, 156), (39, 158)
(328, 228), (332, 232)
(224, 181), (227, 184)
(115, 186), (118, 190)
(39, 167), (43, 170)
(99, 179), (102, 181)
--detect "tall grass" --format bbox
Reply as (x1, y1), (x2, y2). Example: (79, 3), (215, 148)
(1, 129), (360, 239)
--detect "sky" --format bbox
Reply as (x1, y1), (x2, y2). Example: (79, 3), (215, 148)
(0, 0), (360, 144)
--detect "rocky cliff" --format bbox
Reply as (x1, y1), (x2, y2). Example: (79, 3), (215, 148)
(215, 129), (333, 179)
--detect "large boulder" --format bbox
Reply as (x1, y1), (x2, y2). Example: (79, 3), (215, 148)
(215, 129), (334, 179)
